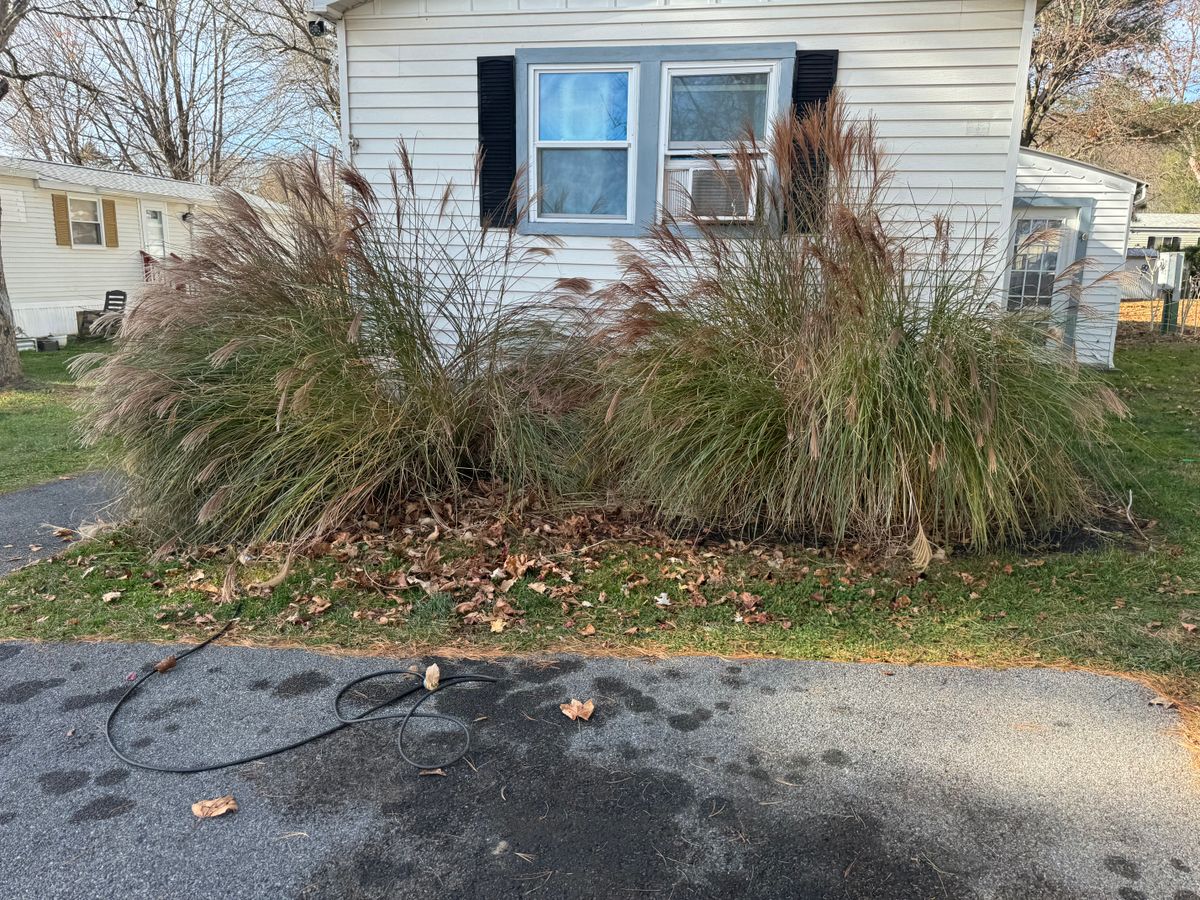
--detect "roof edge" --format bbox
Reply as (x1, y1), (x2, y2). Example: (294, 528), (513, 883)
(1018, 147), (1144, 191)
(316, 0), (1054, 14)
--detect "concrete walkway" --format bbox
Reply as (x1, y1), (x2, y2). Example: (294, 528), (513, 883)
(0, 473), (120, 575)
(0, 640), (1196, 898)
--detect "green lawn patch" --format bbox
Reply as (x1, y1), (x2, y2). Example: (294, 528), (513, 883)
(1, 343), (1198, 740)
(0, 347), (104, 493)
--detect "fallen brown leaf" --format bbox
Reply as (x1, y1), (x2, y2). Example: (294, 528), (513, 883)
(102, 591), (122, 603)
(424, 663), (440, 691)
(419, 768), (447, 777)
(154, 655), (177, 674)
(580, 624), (596, 637)
(192, 795), (238, 818)
(560, 698), (595, 721)
(1150, 695), (1178, 710)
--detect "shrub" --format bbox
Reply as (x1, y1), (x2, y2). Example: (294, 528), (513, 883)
(75, 152), (595, 547)
(589, 101), (1128, 560)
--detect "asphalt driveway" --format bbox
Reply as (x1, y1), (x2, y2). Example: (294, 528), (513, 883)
(0, 640), (1196, 899)
(0, 472), (120, 574)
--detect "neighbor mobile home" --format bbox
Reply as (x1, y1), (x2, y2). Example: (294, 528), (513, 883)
(310, 0), (1137, 366)
(0, 159), (242, 338)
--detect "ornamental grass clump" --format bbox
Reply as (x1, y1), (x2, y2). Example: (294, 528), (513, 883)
(589, 100), (1128, 560)
(75, 151), (595, 547)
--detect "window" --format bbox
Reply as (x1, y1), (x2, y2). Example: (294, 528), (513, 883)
(1007, 216), (1066, 311)
(660, 63), (778, 222)
(530, 66), (636, 222)
(143, 205), (167, 258)
(69, 197), (103, 247)
(511, 43), (807, 237)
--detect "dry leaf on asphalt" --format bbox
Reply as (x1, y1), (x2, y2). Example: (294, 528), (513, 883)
(424, 663), (440, 691)
(154, 655), (177, 673)
(1150, 695), (1178, 710)
(560, 698), (595, 721)
(192, 795), (238, 818)
(419, 768), (447, 777)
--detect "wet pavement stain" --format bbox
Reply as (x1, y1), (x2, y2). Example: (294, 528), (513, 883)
(668, 708), (713, 732)
(37, 770), (91, 795)
(0, 678), (66, 705)
(272, 671), (333, 698)
(821, 749), (851, 768)
(1106, 856), (1142, 881)
(591, 675), (659, 713)
(94, 769), (130, 787)
(60, 685), (128, 712)
(68, 794), (135, 824)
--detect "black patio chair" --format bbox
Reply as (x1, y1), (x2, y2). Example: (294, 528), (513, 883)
(78, 289), (129, 339)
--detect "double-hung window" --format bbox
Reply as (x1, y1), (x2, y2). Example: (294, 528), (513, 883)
(661, 63), (777, 222)
(530, 65), (637, 223)
(504, 45), (825, 236)
(69, 197), (104, 247)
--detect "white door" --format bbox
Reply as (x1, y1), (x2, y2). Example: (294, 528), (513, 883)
(142, 203), (168, 258)
(1006, 210), (1078, 322)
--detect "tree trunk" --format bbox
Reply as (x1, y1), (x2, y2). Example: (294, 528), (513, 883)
(0, 198), (24, 387)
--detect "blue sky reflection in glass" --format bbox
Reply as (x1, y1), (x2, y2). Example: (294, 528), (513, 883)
(538, 71), (629, 141)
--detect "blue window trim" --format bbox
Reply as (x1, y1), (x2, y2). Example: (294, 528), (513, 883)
(516, 43), (797, 238)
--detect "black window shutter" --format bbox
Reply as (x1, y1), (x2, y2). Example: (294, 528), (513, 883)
(477, 55), (518, 228)
(790, 50), (840, 232)
(792, 50), (839, 117)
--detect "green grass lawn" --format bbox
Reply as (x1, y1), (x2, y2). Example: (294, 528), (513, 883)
(1, 341), (1198, 735)
(0, 347), (103, 493)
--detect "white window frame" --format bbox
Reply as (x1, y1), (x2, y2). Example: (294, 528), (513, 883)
(67, 194), (105, 249)
(140, 200), (169, 258)
(657, 60), (781, 224)
(528, 63), (639, 225)
(1007, 208), (1079, 317)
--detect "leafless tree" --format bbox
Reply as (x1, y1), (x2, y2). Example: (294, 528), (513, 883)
(226, 0), (339, 142)
(1148, 0), (1200, 102)
(1024, 0), (1168, 147)
(7, 0), (321, 185)
(1038, 1), (1200, 208)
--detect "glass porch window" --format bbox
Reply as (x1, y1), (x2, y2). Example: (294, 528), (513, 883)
(1007, 217), (1065, 311)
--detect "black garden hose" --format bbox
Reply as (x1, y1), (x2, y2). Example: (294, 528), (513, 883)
(106, 602), (497, 773)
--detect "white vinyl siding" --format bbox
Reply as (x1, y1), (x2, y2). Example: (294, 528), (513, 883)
(0, 174), (200, 336)
(1015, 149), (1139, 369)
(339, 0), (1034, 294)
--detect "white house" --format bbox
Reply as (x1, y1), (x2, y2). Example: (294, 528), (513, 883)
(1129, 213), (1200, 252)
(0, 158), (239, 338)
(309, 0), (1137, 366)
(1014, 148), (1143, 368)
